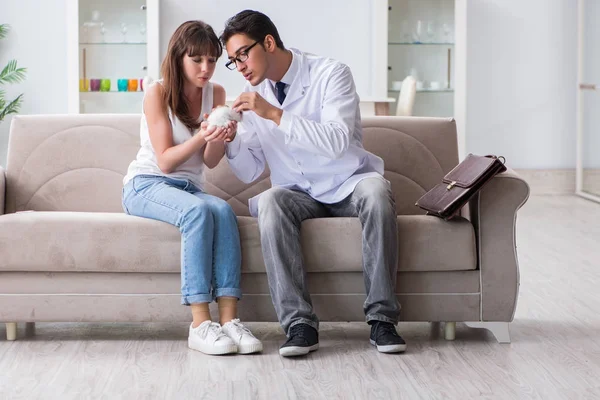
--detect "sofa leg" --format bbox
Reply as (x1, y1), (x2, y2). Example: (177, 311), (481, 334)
(6, 323), (17, 341)
(444, 322), (456, 341)
(25, 322), (36, 337)
(465, 322), (511, 343)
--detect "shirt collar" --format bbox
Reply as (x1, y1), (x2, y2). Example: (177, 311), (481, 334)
(269, 50), (298, 89)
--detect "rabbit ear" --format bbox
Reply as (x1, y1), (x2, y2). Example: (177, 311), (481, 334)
(229, 108), (243, 122)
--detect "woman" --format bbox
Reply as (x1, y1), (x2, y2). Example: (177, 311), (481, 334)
(122, 21), (261, 355)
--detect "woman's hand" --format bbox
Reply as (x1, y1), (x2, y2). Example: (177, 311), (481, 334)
(199, 120), (229, 142)
(200, 112), (237, 143)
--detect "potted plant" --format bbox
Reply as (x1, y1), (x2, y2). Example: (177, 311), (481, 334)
(0, 24), (26, 122)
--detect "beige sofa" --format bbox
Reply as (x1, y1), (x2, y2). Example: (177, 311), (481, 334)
(0, 114), (529, 343)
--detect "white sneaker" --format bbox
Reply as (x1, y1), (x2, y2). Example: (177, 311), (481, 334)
(188, 321), (237, 355)
(222, 319), (263, 354)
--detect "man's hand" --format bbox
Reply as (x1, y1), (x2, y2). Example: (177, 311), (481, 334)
(232, 92), (283, 125)
(224, 120), (237, 142)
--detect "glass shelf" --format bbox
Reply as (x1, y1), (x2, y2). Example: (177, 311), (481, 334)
(80, 91), (144, 93)
(79, 42), (147, 46)
(388, 42), (454, 46)
(388, 89), (454, 93)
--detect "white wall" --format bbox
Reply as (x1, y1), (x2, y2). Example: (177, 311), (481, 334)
(159, 0), (382, 100)
(0, 0), (582, 170)
(0, 0), (70, 168)
(465, 0), (578, 169)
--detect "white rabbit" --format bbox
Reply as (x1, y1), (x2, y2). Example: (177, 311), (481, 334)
(207, 105), (242, 128)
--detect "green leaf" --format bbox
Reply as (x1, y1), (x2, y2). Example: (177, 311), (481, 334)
(0, 60), (27, 84)
(0, 24), (9, 40)
(0, 93), (23, 121)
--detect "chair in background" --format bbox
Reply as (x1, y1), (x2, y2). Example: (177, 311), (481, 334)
(395, 76), (417, 116)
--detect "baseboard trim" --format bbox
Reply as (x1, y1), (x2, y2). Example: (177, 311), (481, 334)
(514, 169), (576, 195)
(515, 168), (600, 196)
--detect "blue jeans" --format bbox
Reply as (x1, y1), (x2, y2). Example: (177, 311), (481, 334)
(122, 175), (242, 305)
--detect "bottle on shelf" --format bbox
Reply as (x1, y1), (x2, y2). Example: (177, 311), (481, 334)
(120, 23), (128, 43)
(81, 10), (104, 44)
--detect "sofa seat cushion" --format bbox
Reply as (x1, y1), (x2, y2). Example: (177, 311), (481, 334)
(300, 215), (476, 273)
(0, 211), (181, 273)
(0, 212), (476, 273)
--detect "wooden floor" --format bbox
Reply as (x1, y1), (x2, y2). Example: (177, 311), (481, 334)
(2, 195), (600, 399)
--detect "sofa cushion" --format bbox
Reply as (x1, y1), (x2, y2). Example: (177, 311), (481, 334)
(0, 212), (181, 274)
(301, 215), (476, 273)
(0, 212), (476, 273)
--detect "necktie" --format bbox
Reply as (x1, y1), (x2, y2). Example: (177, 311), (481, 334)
(275, 81), (287, 105)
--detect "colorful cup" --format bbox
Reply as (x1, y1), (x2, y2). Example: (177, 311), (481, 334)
(128, 79), (138, 91)
(79, 79), (89, 92)
(100, 79), (111, 92)
(117, 79), (128, 92)
(90, 79), (101, 91)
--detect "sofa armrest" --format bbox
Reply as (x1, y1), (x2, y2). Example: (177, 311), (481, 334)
(469, 167), (530, 322)
(0, 166), (5, 215)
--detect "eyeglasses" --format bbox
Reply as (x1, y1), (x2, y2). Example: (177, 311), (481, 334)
(225, 41), (260, 70)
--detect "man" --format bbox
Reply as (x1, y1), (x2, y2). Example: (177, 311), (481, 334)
(220, 10), (406, 357)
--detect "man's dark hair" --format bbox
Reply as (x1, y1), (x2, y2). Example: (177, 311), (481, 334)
(220, 10), (285, 49)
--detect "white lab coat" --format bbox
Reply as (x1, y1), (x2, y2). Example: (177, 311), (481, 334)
(226, 48), (384, 216)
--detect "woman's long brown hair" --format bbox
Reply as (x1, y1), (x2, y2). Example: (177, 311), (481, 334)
(161, 21), (222, 132)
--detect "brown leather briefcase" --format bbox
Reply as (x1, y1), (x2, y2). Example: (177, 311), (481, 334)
(415, 154), (507, 220)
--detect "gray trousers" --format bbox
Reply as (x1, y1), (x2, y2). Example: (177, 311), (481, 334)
(257, 176), (400, 335)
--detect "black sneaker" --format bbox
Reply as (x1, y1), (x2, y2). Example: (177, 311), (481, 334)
(369, 321), (407, 353)
(279, 323), (319, 357)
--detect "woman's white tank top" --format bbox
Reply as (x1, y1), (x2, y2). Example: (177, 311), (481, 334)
(123, 80), (213, 190)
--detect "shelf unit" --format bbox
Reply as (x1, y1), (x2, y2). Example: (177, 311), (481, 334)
(388, 88), (454, 93)
(387, 0), (456, 118)
(389, 42), (455, 45)
(79, 42), (148, 45)
(67, 0), (159, 114)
